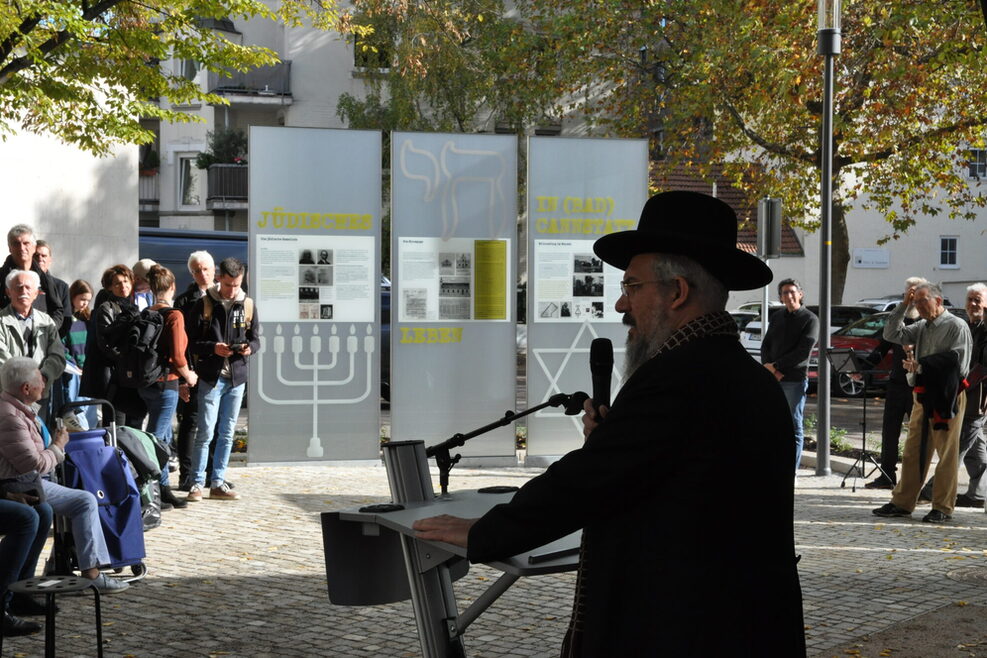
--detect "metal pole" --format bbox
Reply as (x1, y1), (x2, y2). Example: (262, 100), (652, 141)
(816, 26), (840, 476)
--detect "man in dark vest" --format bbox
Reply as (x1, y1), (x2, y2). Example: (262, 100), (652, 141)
(414, 191), (806, 657)
(0, 225), (63, 331)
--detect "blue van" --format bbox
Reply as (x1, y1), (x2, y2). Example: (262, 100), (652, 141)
(139, 228), (391, 399)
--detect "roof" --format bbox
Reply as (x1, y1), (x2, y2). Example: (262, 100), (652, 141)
(652, 167), (804, 256)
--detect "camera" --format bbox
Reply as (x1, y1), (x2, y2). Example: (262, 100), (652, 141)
(229, 342), (248, 353)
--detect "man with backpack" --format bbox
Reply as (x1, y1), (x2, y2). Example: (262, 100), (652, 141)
(186, 258), (257, 502)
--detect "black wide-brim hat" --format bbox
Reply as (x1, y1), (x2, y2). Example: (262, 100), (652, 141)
(593, 190), (772, 291)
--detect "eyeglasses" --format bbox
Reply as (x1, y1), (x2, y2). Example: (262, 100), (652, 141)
(619, 279), (661, 297)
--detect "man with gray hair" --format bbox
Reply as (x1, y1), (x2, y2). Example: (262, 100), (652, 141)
(413, 192), (806, 656)
(0, 357), (128, 593)
(0, 270), (66, 424)
(874, 281), (972, 523)
(917, 282), (987, 507)
(865, 276), (928, 490)
(174, 250), (215, 490)
(0, 225), (63, 329)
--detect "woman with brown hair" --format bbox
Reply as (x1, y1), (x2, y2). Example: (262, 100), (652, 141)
(79, 264), (145, 427)
(61, 279), (97, 428)
(138, 265), (197, 509)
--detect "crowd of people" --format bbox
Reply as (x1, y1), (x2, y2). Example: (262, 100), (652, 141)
(0, 224), (258, 637)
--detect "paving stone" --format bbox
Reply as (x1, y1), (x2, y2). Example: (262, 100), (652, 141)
(3, 462), (987, 656)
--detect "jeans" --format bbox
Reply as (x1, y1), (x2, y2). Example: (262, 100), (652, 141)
(192, 378), (244, 488)
(139, 381), (180, 487)
(41, 480), (110, 571)
(780, 379), (808, 471)
(0, 500), (52, 600)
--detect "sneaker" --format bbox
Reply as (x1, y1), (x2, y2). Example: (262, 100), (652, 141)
(90, 573), (130, 594)
(209, 482), (240, 500)
(864, 477), (895, 490)
(922, 509), (952, 523)
(186, 485), (203, 502)
(1, 612), (41, 636)
(918, 492), (933, 503)
(955, 494), (985, 509)
(873, 503), (911, 518)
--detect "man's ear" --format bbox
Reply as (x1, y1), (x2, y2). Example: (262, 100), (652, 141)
(669, 276), (691, 310)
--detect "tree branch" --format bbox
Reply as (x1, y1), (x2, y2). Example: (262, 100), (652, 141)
(844, 115), (987, 167)
(0, 0), (126, 86)
(721, 99), (816, 164)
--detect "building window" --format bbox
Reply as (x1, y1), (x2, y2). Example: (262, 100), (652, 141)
(939, 235), (959, 269)
(180, 59), (200, 81)
(178, 156), (201, 207)
(352, 31), (391, 72)
(969, 149), (987, 179)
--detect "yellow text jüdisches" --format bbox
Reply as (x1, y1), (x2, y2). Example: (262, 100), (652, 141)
(533, 195), (634, 235)
(258, 207), (373, 230)
(399, 327), (463, 344)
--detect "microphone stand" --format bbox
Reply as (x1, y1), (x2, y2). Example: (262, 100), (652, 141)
(426, 392), (583, 496)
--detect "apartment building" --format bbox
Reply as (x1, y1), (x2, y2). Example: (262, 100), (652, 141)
(139, 12), (378, 233)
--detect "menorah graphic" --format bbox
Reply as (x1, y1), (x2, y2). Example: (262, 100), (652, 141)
(257, 323), (376, 458)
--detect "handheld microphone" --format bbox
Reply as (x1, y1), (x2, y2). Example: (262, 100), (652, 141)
(590, 338), (613, 416)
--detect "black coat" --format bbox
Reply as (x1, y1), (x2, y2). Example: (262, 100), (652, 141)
(468, 333), (806, 657)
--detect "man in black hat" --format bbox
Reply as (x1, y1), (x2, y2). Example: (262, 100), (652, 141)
(414, 191), (805, 656)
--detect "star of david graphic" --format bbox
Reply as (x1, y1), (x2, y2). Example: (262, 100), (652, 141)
(531, 322), (624, 431)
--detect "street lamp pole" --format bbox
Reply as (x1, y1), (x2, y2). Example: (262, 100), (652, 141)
(816, 0), (840, 476)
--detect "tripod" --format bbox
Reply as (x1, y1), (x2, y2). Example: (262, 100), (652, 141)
(830, 348), (893, 491)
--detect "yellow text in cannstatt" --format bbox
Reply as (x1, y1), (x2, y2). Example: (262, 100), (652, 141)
(257, 207), (373, 231)
(399, 327), (464, 344)
(533, 195), (635, 235)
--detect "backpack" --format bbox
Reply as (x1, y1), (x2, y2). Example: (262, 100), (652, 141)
(109, 307), (176, 388)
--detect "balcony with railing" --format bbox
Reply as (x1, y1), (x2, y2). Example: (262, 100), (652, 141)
(207, 61), (292, 106)
(139, 171), (159, 210)
(206, 164), (248, 210)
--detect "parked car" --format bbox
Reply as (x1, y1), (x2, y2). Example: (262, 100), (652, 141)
(859, 294), (954, 311)
(731, 300), (783, 315)
(739, 304), (879, 362)
(808, 312), (893, 397)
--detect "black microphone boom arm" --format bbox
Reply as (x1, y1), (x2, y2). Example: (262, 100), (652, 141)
(425, 392), (585, 496)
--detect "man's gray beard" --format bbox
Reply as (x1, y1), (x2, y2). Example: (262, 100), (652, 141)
(623, 310), (676, 379)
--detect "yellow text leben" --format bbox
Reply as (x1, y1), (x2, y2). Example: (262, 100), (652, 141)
(399, 327), (464, 344)
(258, 207), (373, 230)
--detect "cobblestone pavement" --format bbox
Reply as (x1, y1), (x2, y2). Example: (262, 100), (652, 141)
(5, 460), (987, 657)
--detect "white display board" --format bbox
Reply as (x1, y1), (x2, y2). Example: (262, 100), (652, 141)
(525, 137), (649, 460)
(248, 127), (382, 462)
(390, 132), (518, 460)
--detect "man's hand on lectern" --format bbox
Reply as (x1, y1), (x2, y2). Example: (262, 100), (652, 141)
(413, 514), (477, 548)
